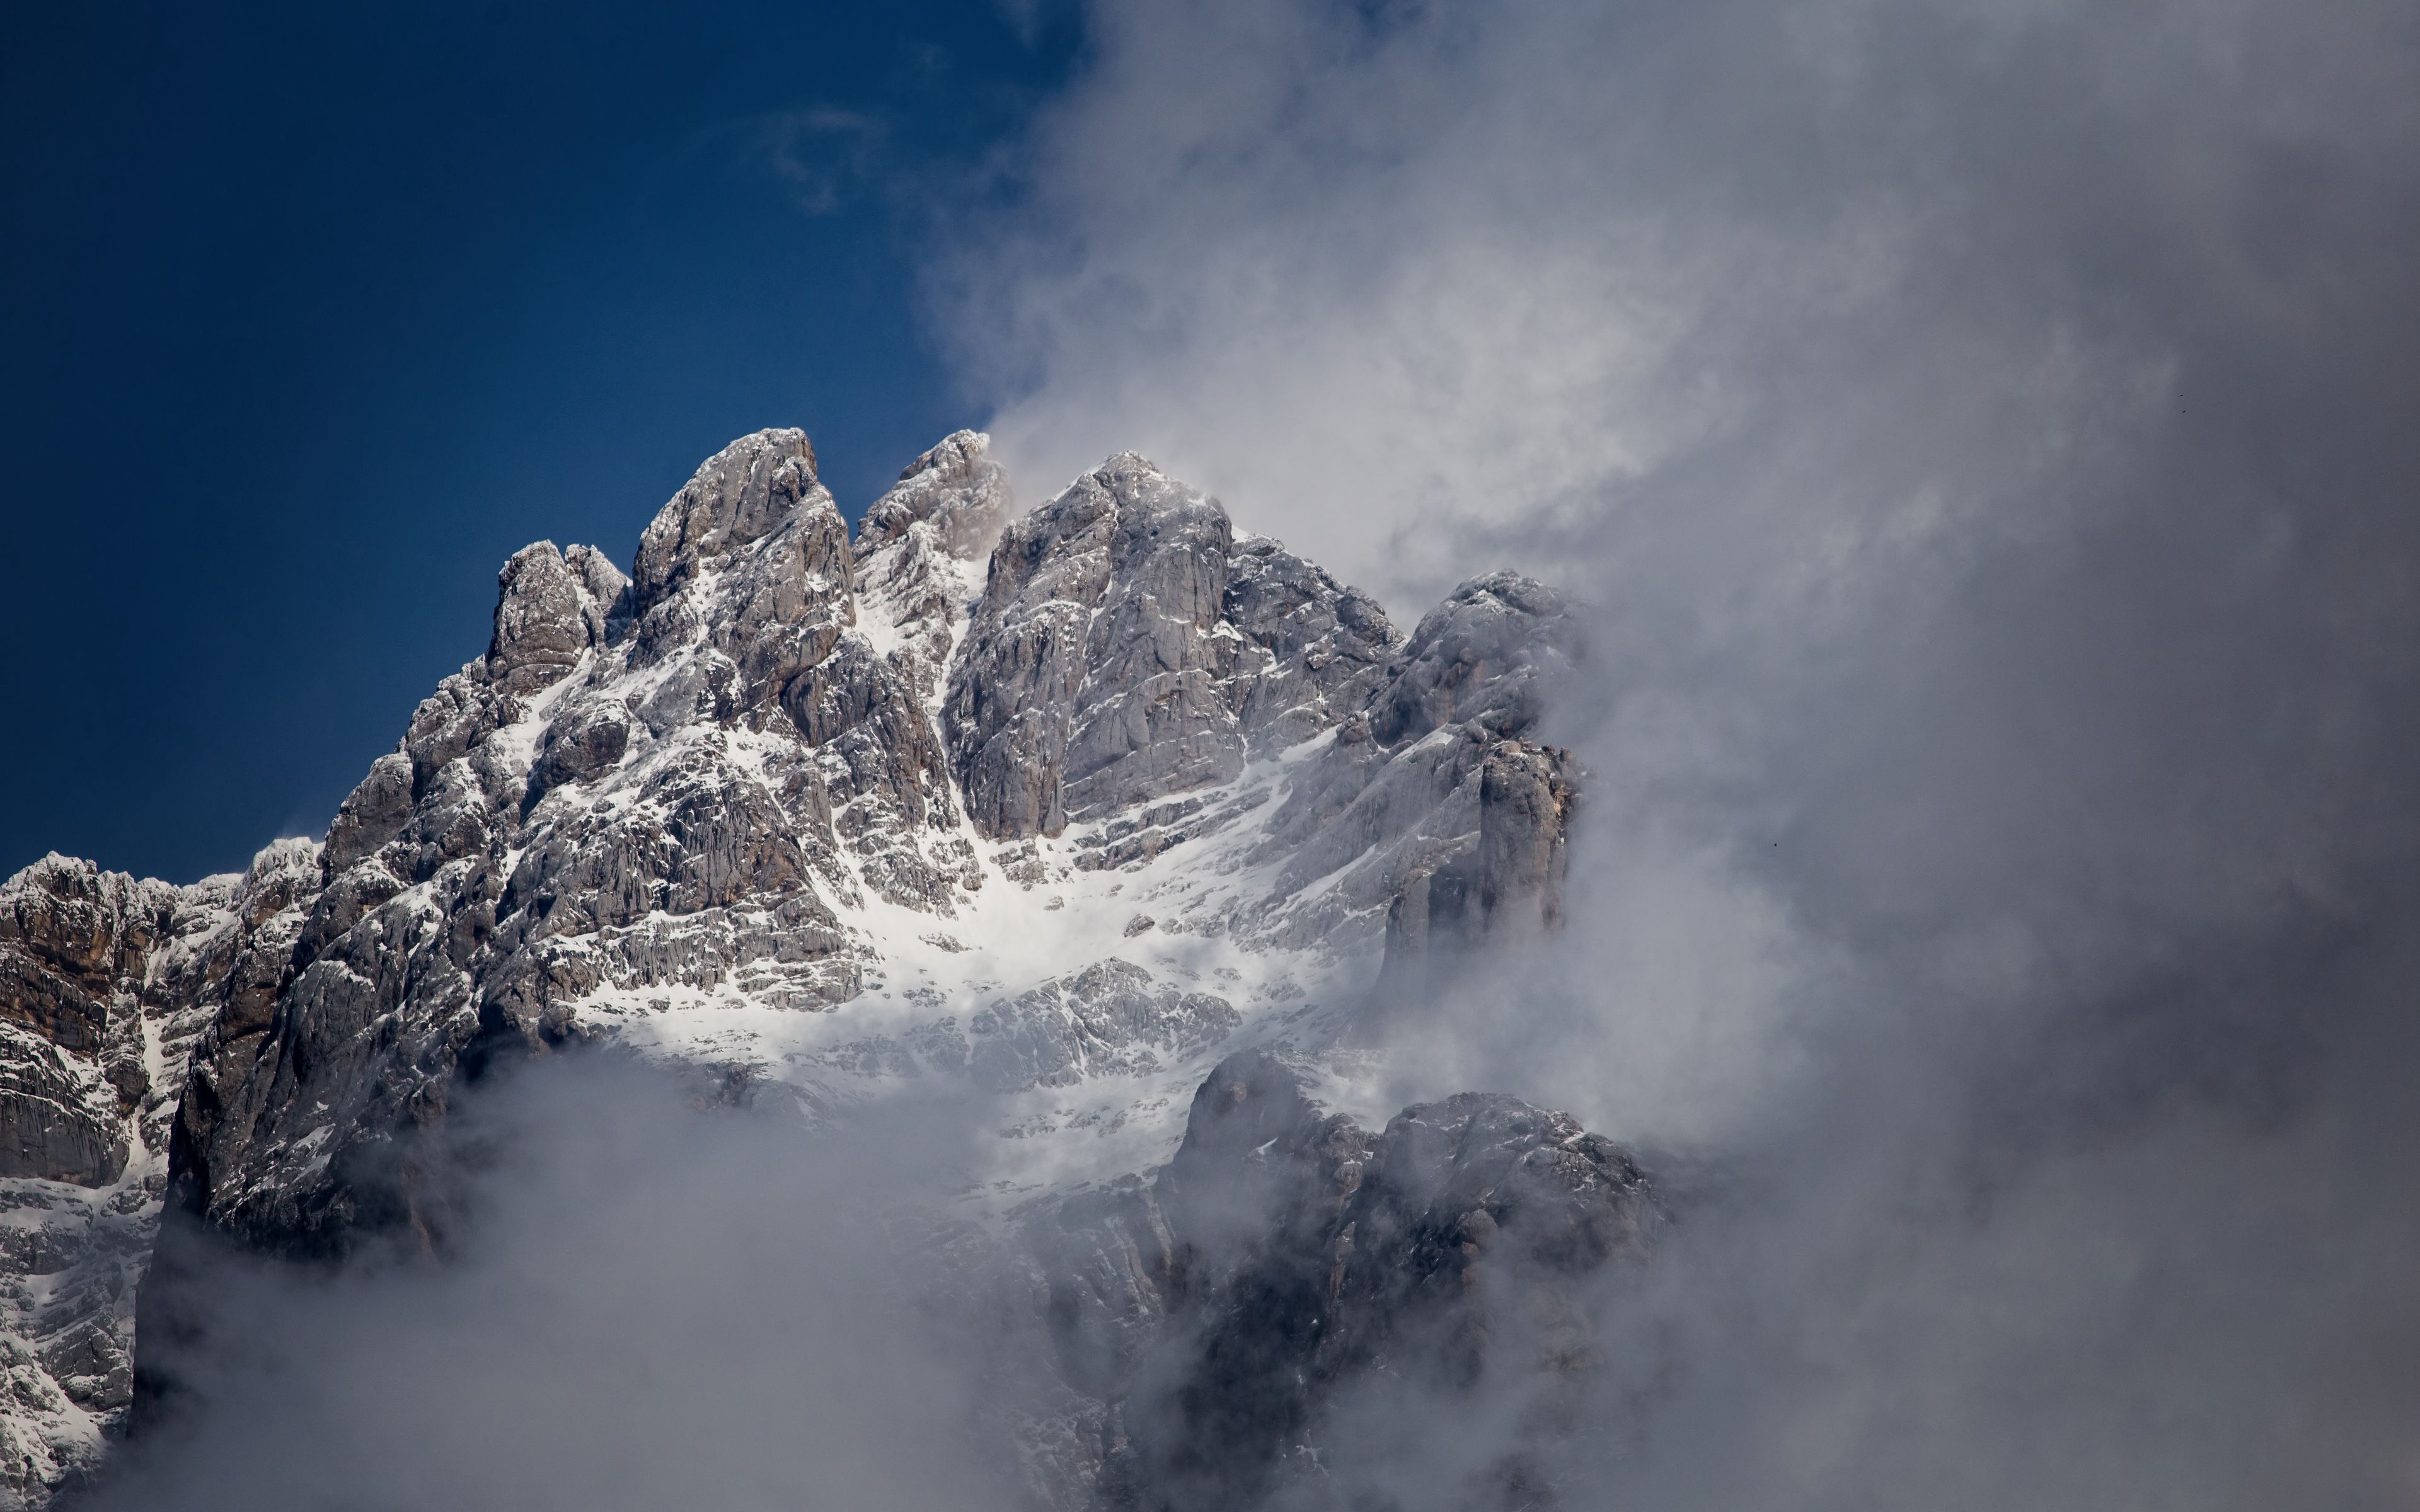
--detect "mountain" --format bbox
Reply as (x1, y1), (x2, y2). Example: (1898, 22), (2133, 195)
(0, 428), (1634, 1508)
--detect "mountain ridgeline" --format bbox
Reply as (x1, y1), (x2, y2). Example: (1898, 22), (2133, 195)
(0, 428), (1641, 1508)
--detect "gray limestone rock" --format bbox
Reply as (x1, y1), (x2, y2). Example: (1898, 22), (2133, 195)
(946, 460), (1123, 839)
(525, 703), (631, 808)
(1060, 459), (1243, 821)
(853, 431), (1007, 716)
(0, 861), (148, 1058)
(948, 454), (1403, 842)
(151, 427), (934, 1289)
(631, 428), (831, 612)
(1470, 739), (1579, 934)
(0, 849), (286, 1498)
(0, 1036), (127, 1186)
(1380, 739), (1581, 983)
(487, 541), (601, 695)
(788, 638), (971, 910)
(857, 428), (1011, 561)
(401, 670), (518, 797)
(563, 543), (631, 640)
(322, 752), (414, 871)
(1240, 570), (1582, 958)
(1368, 570), (1581, 748)
(1220, 537), (1398, 754)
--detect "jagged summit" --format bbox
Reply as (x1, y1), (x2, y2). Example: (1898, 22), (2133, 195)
(0, 425), (1592, 1508)
(630, 427), (834, 614)
(947, 449), (1400, 842)
(158, 424), (1584, 1262)
(857, 428), (1011, 559)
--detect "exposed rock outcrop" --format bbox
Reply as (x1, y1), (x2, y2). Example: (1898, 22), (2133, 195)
(858, 428), (1013, 561)
(1230, 571), (1582, 970)
(133, 430), (1586, 1278)
(853, 430), (1012, 706)
(631, 428), (834, 612)
(1220, 537), (1398, 755)
(487, 540), (622, 695)
(1380, 739), (1581, 984)
(946, 455), (1406, 845)
(1017, 1050), (1657, 1511)
(0, 864), (164, 1187)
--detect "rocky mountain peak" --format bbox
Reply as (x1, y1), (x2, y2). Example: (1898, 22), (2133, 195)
(944, 452), (1403, 844)
(0, 422), (1601, 1509)
(1031, 1046), (1657, 1511)
(855, 428), (1010, 560)
(851, 430), (1010, 711)
(630, 427), (835, 614)
(485, 541), (623, 696)
(1371, 568), (1582, 748)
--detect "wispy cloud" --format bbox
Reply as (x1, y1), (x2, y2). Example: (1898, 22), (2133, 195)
(693, 103), (892, 215)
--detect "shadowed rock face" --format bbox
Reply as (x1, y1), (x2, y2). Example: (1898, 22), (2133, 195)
(0, 845), (316, 1499)
(1020, 1051), (1659, 1512)
(1368, 572), (1581, 750)
(1381, 740), (1581, 985)
(1, 425), (1594, 1508)
(0, 862), (163, 1186)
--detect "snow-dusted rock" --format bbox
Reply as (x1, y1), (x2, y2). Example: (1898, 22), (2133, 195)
(942, 452), (1414, 863)
(1369, 570), (1582, 748)
(857, 428), (1012, 561)
(134, 430), (1587, 1270)
(1220, 536), (1398, 754)
(0, 844), (316, 1505)
(630, 427), (834, 612)
(0, 423), (1599, 1507)
(487, 541), (610, 695)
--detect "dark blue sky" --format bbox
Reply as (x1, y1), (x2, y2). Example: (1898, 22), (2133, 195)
(2, 1), (1075, 884)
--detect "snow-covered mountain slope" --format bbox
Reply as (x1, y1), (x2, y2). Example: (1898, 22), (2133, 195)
(0, 427), (1606, 1508)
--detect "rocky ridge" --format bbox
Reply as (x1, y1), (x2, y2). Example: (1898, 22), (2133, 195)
(0, 426), (1598, 1508)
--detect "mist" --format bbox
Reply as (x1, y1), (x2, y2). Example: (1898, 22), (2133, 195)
(937, 0), (2420, 1505)
(86, 1060), (1032, 1511)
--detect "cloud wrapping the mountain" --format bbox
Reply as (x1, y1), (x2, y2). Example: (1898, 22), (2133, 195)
(90, 1062), (1033, 1510)
(938, 0), (2420, 1504)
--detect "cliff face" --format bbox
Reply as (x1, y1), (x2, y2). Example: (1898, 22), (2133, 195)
(0, 843), (315, 1503)
(0, 426), (1598, 1508)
